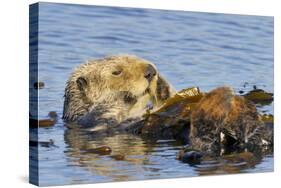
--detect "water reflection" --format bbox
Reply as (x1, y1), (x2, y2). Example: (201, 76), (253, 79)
(196, 148), (273, 175)
(64, 127), (164, 181)
(64, 126), (273, 181)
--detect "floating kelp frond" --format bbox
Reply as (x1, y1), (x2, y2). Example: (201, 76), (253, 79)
(155, 87), (203, 113)
(243, 89), (273, 105)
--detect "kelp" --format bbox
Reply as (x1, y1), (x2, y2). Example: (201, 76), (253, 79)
(139, 86), (274, 144)
(29, 111), (58, 128)
(33, 81), (45, 89)
(29, 139), (56, 148)
(155, 87), (203, 112)
(84, 146), (112, 155)
(30, 118), (55, 128)
(243, 89), (273, 105)
(139, 87), (203, 143)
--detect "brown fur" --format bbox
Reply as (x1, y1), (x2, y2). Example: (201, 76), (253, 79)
(190, 86), (272, 153)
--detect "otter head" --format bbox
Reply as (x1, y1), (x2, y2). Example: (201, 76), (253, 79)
(63, 55), (175, 124)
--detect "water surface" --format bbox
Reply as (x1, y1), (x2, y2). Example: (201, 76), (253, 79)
(30, 2), (273, 186)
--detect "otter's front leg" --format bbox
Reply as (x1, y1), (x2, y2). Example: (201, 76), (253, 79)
(149, 74), (176, 109)
(127, 93), (152, 119)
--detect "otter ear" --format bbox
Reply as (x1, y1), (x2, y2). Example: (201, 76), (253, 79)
(76, 76), (88, 91)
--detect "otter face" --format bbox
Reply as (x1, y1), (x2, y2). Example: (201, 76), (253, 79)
(63, 55), (174, 123)
(99, 56), (157, 99)
(77, 56), (159, 105)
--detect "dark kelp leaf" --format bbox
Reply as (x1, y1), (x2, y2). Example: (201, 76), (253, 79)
(110, 154), (126, 160)
(243, 89), (273, 105)
(30, 118), (55, 128)
(48, 111), (58, 119)
(85, 146), (112, 155)
(29, 139), (56, 148)
(154, 87), (203, 114)
(33, 81), (45, 89)
(139, 87), (203, 143)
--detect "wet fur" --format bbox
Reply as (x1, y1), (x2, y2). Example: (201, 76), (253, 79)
(190, 87), (273, 153)
(63, 55), (175, 127)
(63, 56), (272, 153)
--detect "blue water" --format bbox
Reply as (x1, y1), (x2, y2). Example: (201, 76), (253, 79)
(31, 2), (273, 186)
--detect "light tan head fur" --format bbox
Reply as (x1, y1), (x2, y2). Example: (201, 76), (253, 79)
(63, 55), (175, 126)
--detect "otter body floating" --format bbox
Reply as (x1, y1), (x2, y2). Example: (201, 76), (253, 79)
(62, 55), (273, 163)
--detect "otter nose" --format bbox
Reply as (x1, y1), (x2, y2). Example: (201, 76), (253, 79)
(144, 64), (156, 82)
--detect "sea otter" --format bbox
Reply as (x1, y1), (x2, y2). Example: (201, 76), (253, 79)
(62, 55), (175, 129)
(62, 55), (273, 164)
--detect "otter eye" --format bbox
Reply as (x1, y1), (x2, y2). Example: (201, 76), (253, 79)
(112, 70), (122, 76)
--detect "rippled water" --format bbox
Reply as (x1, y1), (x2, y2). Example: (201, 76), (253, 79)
(30, 2), (274, 186)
